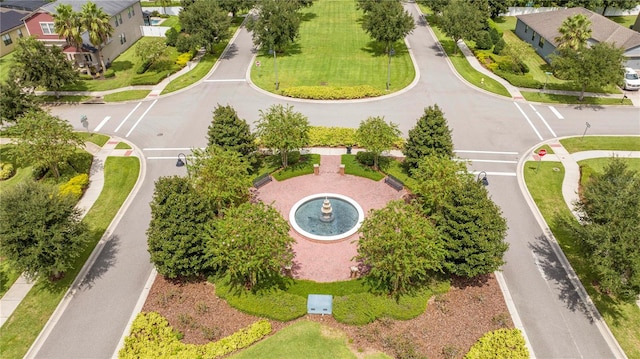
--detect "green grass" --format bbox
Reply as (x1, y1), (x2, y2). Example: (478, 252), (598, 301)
(0, 260), (20, 298)
(103, 90), (150, 102)
(521, 91), (632, 105)
(578, 158), (640, 173)
(608, 15), (637, 29)
(0, 157), (139, 359)
(76, 133), (110, 147)
(250, 0), (414, 94)
(383, 159), (417, 191)
(38, 95), (92, 103)
(341, 155), (384, 181)
(159, 15), (180, 30)
(114, 142), (132, 149)
(524, 161), (640, 358)
(0, 52), (16, 83)
(161, 53), (216, 94)
(272, 154), (320, 181)
(230, 320), (391, 359)
(0, 145), (34, 193)
(141, 0), (181, 7)
(560, 136), (640, 153)
(535, 144), (555, 155)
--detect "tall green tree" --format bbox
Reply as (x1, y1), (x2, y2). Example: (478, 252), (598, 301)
(439, 0), (487, 54)
(555, 14), (592, 52)
(179, 0), (231, 53)
(402, 105), (454, 172)
(361, 0), (415, 54)
(206, 201), (294, 290)
(568, 158), (640, 300)
(207, 104), (260, 173)
(412, 155), (467, 216)
(255, 104), (310, 168)
(355, 116), (401, 170)
(246, 0), (302, 52)
(218, 0), (255, 17)
(13, 36), (78, 97)
(134, 37), (167, 68)
(0, 181), (88, 281)
(355, 200), (445, 297)
(598, 0), (638, 15)
(187, 145), (252, 213)
(147, 176), (212, 279)
(81, 1), (114, 79)
(417, 0), (450, 14)
(11, 111), (84, 180)
(0, 74), (40, 124)
(54, 4), (84, 56)
(551, 42), (625, 101)
(487, 0), (514, 18)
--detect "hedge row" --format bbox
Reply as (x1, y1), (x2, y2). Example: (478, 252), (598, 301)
(131, 70), (171, 86)
(0, 162), (15, 180)
(119, 312), (271, 359)
(58, 173), (89, 200)
(215, 281), (307, 321)
(464, 328), (529, 359)
(307, 126), (405, 149)
(280, 85), (384, 100)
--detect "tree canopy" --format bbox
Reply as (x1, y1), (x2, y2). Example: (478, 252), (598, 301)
(247, 0), (302, 52)
(439, 0), (487, 54)
(0, 181), (88, 281)
(555, 14), (592, 52)
(206, 201), (294, 290)
(255, 104), (310, 168)
(207, 104), (260, 173)
(179, 0), (231, 53)
(0, 74), (40, 124)
(10, 111), (84, 180)
(355, 200), (445, 296)
(402, 105), (454, 172)
(355, 116), (401, 170)
(361, 0), (415, 53)
(81, 1), (114, 78)
(412, 155), (468, 216)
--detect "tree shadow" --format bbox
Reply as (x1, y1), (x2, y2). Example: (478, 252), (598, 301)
(221, 43), (238, 60)
(301, 12), (317, 22)
(78, 234), (120, 290)
(528, 234), (595, 322)
(361, 41), (389, 57)
(429, 43), (445, 57)
(571, 103), (605, 111)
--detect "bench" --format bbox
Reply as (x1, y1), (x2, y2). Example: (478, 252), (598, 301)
(384, 175), (404, 191)
(252, 174), (272, 189)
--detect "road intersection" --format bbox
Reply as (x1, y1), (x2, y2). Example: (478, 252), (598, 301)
(28, 3), (639, 358)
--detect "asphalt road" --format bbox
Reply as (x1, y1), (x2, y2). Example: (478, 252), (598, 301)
(33, 3), (639, 358)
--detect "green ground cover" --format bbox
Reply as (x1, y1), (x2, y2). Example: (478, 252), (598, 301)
(560, 136), (640, 153)
(76, 133), (110, 147)
(578, 158), (640, 188)
(524, 160), (640, 358)
(0, 260), (20, 298)
(0, 52), (15, 83)
(521, 91), (631, 105)
(250, 0), (414, 93)
(608, 15), (637, 29)
(341, 154), (384, 181)
(272, 154), (320, 181)
(230, 320), (391, 359)
(114, 142), (132, 149)
(103, 90), (150, 102)
(0, 157), (140, 359)
(159, 16), (180, 30)
(39, 95), (93, 103)
(383, 159), (417, 191)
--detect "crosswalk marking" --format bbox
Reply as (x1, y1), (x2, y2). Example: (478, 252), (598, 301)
(548, 106), (564, 120)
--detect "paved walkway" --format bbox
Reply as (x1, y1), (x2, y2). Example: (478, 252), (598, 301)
(0, 138), (139, 327)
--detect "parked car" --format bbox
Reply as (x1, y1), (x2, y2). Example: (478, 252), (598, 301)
(623, 68), (640, 91)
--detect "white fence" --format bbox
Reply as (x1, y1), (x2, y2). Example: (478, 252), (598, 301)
(502, 5), (640, 16)
(141, 26), (170, 37)
(141, 6), (181, 16)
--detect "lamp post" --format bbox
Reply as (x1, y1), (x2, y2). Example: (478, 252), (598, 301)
(176, 153), (187, 167)
(386, 47), (395, 91)
(477, 171), (489, 186)
(269, 48), (279, 90)
(80, 114), (89, 132)
(543, 71), (552, 90)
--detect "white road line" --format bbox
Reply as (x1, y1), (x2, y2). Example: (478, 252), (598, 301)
(114, 102), (142, 132)
(454, 150), (519, 155)
(548, 106), (564, 120)
(203, 79), (246, 82)
(529, 104), (557, 138)
(514, 102), (543, 141)
(469, 171), (517, 177)
(93, 116), (111, 132)
(147, 156), (186, 160)
(143, 147), (194, 151)
(126, 100), (157, 138)
(464, 159), (518, 164)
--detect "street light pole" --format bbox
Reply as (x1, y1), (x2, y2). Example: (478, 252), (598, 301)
(270, 48), (279, 90)
(386, 47), (395, 91)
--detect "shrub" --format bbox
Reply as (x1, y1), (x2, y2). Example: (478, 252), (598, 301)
(58, 173), (90, 200)
(493, 39), (505, 55)
(165, 27), (178, 47)
(494, 69), (543, 89)
(287, 150), (300, 165)
(0, 162), (15, 180)
(280, 85), (384, 100)
(356, 151), (390, 169)
(175, 52), (193, 68)
(131, 70), (171, 85)
(104, 69), (116, 78)
(332, 290), (431, 325)
(136, 60), (151, 74)
(488, 27), (501, 45)
(308, 126), (357, 147)
(475, 31), (493, 50)
(176, 33), (195, 53)
(464, 328), (529, 359)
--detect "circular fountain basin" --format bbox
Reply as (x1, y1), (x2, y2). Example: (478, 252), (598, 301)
(289, 193), (365, 241)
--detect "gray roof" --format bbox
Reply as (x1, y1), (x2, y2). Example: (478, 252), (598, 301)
(41, 0), (139, 17)
(0, 0), (49, 12)
(517, 7), (640, 51)
(0, 10), (26, 33)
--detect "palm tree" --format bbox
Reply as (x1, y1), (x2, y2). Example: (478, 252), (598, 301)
(53, 4), (84, 66)
(81, 1), (114, 79)
(555, 14), (592, 51)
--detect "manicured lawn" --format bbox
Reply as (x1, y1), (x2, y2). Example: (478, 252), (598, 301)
(250, 0), (414, 93)
(383, 159), (417, 191)
(0, 157), (140, 359)
(0, 260), (20, 298)
(230, 320), (391, 359)
(161, 53), (216, 94)
(76, 133), (110, 147)
(103, 90), (150, 102)
(39, 95), (92, 103)
(114, 142), (132, 149)
(608, 15), (637, 29)
(272, 154), (320, 181)
(0, 145), (34, 193)
(524, 160), (640, 358)
(521, 91), (632, 105)
(341, 155), (384, 181)
(0, 52), (16, 83)
(560, 136), (640, 153)
(578, 158), (640, 173)
(159, 15), (180, 30)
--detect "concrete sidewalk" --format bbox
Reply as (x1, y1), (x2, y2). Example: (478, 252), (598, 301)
(0, 137), (139, 328)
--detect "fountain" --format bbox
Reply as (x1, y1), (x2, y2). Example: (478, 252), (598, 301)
(289, 193), (364, 241)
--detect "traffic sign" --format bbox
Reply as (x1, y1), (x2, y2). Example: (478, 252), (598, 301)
(538, 149), (547, 157)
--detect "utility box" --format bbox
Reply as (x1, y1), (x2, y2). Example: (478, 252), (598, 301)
(307, 294), (332, 315)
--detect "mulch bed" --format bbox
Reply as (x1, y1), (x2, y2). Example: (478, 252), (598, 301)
(142, 273), (513, 359)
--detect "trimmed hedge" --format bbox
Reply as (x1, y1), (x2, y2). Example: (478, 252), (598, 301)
(215, 281), (307, 321)
(58, 173), (89, 200)
(280, 85), (384, 100)
(131, 70), (171, 86)
(119, 312), (272, 359)
(0, 162), (15, 180)
(308, 126), (357, 147)
(464, 328), (529, 359)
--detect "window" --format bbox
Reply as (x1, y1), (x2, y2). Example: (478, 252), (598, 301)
(128, 6), (134, 18)
(17, 29), (23, 38)
(40, 22), (55, 35)
(538, 37), (544, 48)
(531, 31), (535, 41)
(119, 33), (126, 44)
(115, 14), (122, 27)
(2, 34), (12, 46)
(524, 25), (528, 33)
